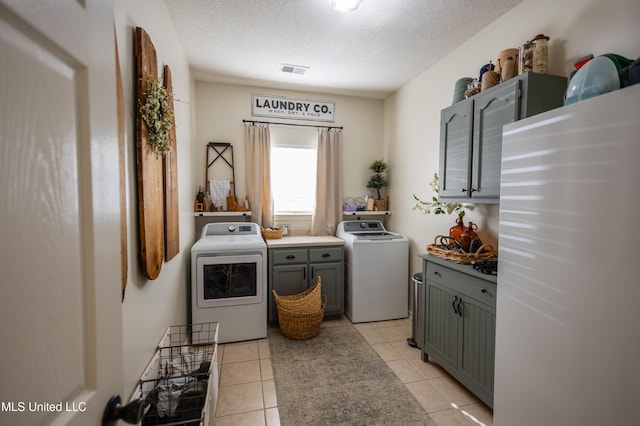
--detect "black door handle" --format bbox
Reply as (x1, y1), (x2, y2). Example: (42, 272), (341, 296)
(452, 295), (458, 315)
(102, 395), (147, 426)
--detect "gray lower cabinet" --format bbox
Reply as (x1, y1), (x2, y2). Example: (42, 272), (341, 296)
(439, 72), (567, 202)
(269, 245), (344, 322)
(421, 254), (497, 408)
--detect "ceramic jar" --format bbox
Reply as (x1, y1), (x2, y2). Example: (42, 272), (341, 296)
(497, 48), (519, 82)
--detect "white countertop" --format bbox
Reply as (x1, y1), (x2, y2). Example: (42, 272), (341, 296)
(265, 235), (344, 248)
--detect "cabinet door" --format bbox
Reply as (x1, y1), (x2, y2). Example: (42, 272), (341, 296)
(439, 100), (473, 198)
(472, 79), (520, 199)
(311, 262), (343, 317)
(270, 264), (308, 321)
(425, 280), (459, 368)
(459, 295), (496, 404)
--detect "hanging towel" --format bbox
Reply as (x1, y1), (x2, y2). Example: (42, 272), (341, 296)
(210, 180), (231, 211)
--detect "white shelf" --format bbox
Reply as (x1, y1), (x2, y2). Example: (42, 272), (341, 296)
(342, 211), (391, 216)
(194, 211), (252, 217)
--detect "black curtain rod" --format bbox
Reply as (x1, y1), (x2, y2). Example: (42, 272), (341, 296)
(243, 119), (343, 130)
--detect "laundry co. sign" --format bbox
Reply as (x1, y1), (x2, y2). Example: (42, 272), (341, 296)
(251, 94), (335, 122)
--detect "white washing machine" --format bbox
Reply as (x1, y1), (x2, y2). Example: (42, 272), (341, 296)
(191, 222), (267, 343)
(336, 220), (409, 323)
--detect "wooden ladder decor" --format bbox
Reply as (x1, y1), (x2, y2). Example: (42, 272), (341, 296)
(206, 142), (236, 196)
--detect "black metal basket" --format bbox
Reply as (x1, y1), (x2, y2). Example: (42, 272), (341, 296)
(139, 323), (217, 425)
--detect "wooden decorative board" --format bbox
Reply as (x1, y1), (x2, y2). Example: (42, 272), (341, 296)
(163, 65), (180, 261)
(115, 30), (128, 299)
(134, 27), (164, 280)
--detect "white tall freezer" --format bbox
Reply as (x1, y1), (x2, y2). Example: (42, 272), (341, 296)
(495, 84), (640, 425)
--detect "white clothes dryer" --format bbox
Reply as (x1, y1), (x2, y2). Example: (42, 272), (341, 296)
(191, 222), (267, 343)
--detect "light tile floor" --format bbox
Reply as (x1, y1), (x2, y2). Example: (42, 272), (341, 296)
(213, 317), (493, 425)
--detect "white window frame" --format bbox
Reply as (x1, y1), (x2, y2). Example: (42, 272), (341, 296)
(270, 126), (317, 215)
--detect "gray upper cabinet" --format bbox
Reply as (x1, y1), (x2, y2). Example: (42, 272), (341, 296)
(439, 72), (567, 202)
(439, 100), (473, 198)
(472, 79), (520, 199)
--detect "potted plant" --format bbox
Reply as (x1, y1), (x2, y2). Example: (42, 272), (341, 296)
(367, 159), (389, 211)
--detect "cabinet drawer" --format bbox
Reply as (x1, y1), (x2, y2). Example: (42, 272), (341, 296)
(309, 247), (343, 263)
(426, 261), (496, 308)
(271, 249), (308, 265)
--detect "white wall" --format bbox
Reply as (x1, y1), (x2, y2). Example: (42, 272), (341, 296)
(194, 81), (385, 231)
(384, 0), (640, 277)
(114, 0), (195, 397)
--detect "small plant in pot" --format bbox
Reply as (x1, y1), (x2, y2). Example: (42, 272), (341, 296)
(367, 159), (389, 210)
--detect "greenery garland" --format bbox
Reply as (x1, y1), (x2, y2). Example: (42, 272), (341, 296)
(413, 173), (473, 218)
(139, 77), (174, 156)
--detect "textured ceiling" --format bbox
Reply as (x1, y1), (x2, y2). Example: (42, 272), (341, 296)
(164, 0), (524, 99)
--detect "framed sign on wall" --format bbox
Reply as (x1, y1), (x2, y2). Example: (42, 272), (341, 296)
(252, 94), (335, 122)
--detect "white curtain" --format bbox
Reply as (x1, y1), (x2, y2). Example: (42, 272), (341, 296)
(311, 128), (343, 236)
(243, 123), (274, 227)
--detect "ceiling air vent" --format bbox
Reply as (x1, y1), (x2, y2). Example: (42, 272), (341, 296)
(281, 63), (309, 75)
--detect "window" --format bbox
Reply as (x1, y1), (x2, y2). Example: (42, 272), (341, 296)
(270, 127), (317, 214)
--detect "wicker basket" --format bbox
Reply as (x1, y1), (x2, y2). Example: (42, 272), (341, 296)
(275, 295), (327, 340)
(261, 227), (284, 239)
(272, 277), (322, 313)
(426, 236), (498, 264)
(373, 199), (388, 211)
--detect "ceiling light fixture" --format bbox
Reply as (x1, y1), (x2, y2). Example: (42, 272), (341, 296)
(329, 0), (364, 13)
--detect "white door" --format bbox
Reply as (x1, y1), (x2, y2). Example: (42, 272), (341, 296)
(0, 1), (124, 425)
